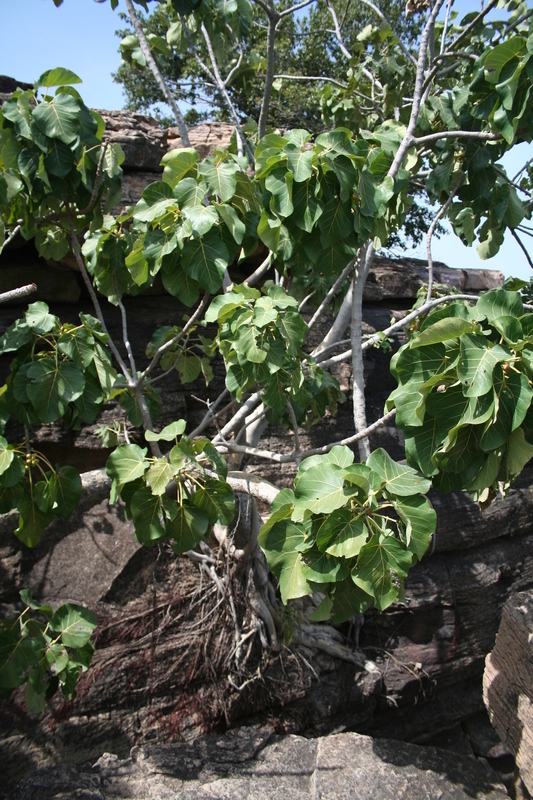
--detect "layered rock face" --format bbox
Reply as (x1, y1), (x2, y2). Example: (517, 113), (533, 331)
(0, 96), (528, 795)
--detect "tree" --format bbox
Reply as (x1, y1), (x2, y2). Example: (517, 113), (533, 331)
(1, 0), (533, 710)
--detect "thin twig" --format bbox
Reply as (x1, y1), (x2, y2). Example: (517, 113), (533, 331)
(0, 283), (37, 304)
(139, 292), (210, 382)
(114, 273), (137, 376)
(286, 400), (301, 461)
(189, 389), (231, 439)
(78, 143), (108, 216)
(1, 224), (21, 250)
(511, 228), (533, 271)
(67, 210), (132, 381)
(308, 258), (355, 333)
(426, 170), (464, 301)
(124, 0), (190, 146)
(245, 252), (272, 287)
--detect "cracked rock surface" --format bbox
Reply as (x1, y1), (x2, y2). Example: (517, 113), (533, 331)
(9, 726), (507, 800)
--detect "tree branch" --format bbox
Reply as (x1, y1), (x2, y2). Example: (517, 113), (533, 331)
(308, 258), (355, 334)
(426, 170), (465, 301)
(67, 211), (132, 382)
(351, 243), (374, 460)
(114, 274), (137, 377)
(124, 0), (190, 147)
(258, 5), (279, 140)
(511, 228), (533, 271)
(139, 292), (211, 382)
(358, 0), (417, 67)
(0, 283), (37, 305)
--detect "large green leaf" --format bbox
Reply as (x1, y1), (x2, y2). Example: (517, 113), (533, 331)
(26, 360), (85, 423)
(161, 148), (200, 187)
(57, 327), (95, 369)
(258, 518), (315, 603)
(474, 289), (524, 323)
(366, 448), (431, 496)
(353, 534), (412, 610)
(458, 335), (511, 397)
(166, 503), (209, 553)
(292, 462), (354, 521)
(181, 234), (229, 293)
(133, 181), (175, 222)
(0, 437), (14, 476)
(25, 302), (57, 334)
(130, 487), (168, 544)
(32, 94), (80, 144)
(285, 144), (314, 183)
(54, 466), (82, 516)
(393, 495), (436, 559)
(198, 159), (238, 202)
(316, 509), (368, 558)
(36, 67), (83, 87)
(0, 630), (43, 689)
(411, 317), (474, 348)
(183, 204), (219, 236)
(192, 478), (234, 525)
(50, 604), (97, 648)
(15, 493), (54, 547)
(300, 548), (349, 583)
(106, 444), (149, 484)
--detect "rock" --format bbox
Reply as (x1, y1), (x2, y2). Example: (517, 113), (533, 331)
(483, 591), (533, 795)
(363, 256), (503, 301)
(98, 110), (168, 171)
(0, 75), (32, 106)
(8, 728), (507, 800)
(167, 121), (235, 157)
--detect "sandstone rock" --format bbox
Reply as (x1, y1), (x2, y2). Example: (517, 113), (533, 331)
(8, 728), (507, 800)
(363, 256), (503, 301)
(98, 110), (168, 171)
(168, 121), (235, 157)
(483, 591), (533, 795)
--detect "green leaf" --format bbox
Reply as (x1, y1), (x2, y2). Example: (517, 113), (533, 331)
(292, 462), (354, 521)
(26, 360), (85, 423)
(474, 289), (524, 323)
(366, 448), (431, 496)
(0, 437), (14, 476)
(258, 518), (315, 603)
(25, 302), (57, 334)
(318, 197), (352, 245)
(146, 459), (174, 496)
(198, 159), (238, 202)
(36, 67), (83, 87)
(458, 335), (511, 397)
(411, 317), (474, 348)
(130, 487), (167, 543)
(317, 510), (368, 558)
(145, 420), (186, 442)
(32, 94), (80, 144)
(54, 466), (82, 516)
(192, 478), (234, 525)
(329, 579), (374, 622)
(161, 256), (200, 306)
(300, 548), (349, 583)
(161, 148), (200, 188)
(393, 495), (436, 559)
(217, 203), (246, 245)
(285, 144), (314, 183)
(106, 444), (149, 484)
(181, 234), (229, 293)
(166, 503), (209, 553)
(353, 534), (412, 611)
(0, 630), (43, 689)
(183, 204), (219, 237)
(507, 427), (533, 476)
(50, 604), (97, 648)
(57, 327), (95, 369)
(133, 181), (175, 222)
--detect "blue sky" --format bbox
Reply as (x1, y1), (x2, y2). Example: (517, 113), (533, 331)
(2, 0), (532, 280)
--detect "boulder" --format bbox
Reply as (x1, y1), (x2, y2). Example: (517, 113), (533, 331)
(167, 121), (234, 157)
(8, 727), (507, 800)
(484, 591), (533, 795)
(98, 110), (168, 171)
